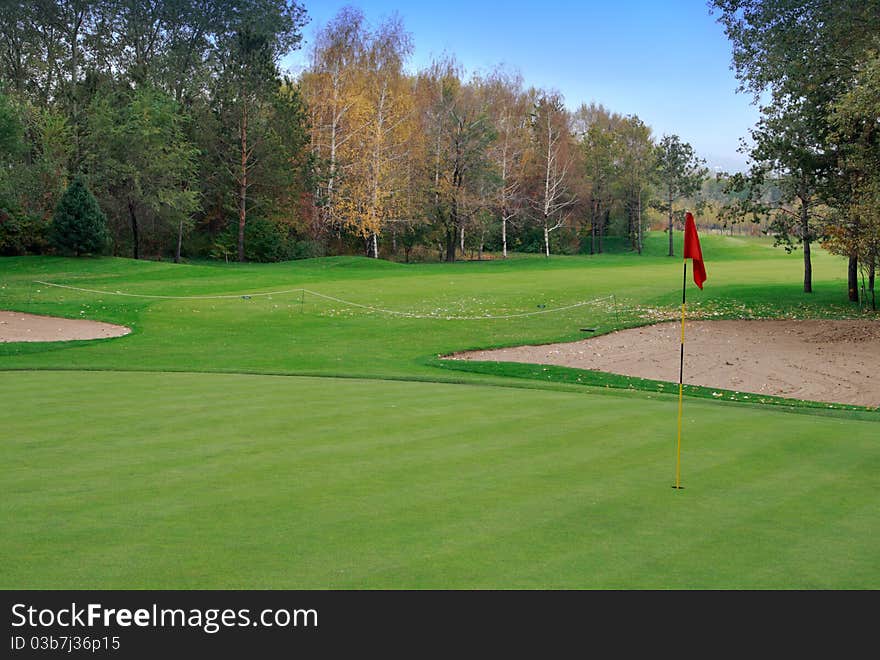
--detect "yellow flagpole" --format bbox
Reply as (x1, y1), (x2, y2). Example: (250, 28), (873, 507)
(674, 259), (687, 490)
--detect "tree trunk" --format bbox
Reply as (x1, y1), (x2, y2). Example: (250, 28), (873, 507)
(128, 200), (139, 260)
(801, 203), (812, 293)
(369, 85), (386, 260)
(500, 126), (511, 260)
(848, 254), (859, 302)
(327, 83), (339, 225)
(445, 226), (456, 263)
(175, 218), (183, 263)
(637, 187), (643, 255)
(590, 201), (597, 255)
(628, 207), (635, 251)
(543, 219), (550, 258)
(446, 193), (458, 262)
(667, 189), (674, 257)
(70, 11), (82, 166)
(802, 238), (812, 293)
(869, 257), (876, 311)
(599, 209), (607, 254)
(238, 104), (248, 263)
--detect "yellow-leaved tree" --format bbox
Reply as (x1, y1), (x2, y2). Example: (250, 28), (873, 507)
(339, 17), (413, 257)
(301, 7), (366, 240)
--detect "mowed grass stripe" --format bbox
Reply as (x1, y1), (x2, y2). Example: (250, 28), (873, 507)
(2, 371), (877, 589)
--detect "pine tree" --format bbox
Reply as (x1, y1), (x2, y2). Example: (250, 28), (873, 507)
(50, 177), (108, 256)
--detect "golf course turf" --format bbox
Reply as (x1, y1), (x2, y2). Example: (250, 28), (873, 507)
(2, 233), (878, 588)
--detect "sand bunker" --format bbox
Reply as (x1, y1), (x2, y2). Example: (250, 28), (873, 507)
(450, 319), (880, 407)
(0, 311), (130, 342)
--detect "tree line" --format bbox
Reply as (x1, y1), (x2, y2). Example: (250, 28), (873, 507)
(294, 6), (716, 262)
(0, 1), (710, 265)
(0, 2), (875, 307)
(0, 0), (310, 263)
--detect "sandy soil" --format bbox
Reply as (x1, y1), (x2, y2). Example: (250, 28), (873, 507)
(449, 319), (880, 407)
(0, 311), (130, 342)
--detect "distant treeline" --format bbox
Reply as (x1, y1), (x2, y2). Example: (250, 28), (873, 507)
(0, 2), (876, 306)
(0, 1), (722, 264)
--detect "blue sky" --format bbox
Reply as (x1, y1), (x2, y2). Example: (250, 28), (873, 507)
(283, 1), (760, 172)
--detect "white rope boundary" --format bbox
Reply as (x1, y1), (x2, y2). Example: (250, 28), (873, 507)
(33, 280), (614, 321)
(33, 280), (303, 300)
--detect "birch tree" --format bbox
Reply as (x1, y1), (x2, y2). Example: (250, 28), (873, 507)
(481, 69), (529, 258)
(357, 17), (412, 258)
(302, 8), (366, 235)
(531, 93), (576, 258)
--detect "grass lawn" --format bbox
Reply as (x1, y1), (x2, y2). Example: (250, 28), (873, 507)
(3, 371), (878, 589)
(2, 233), (878, 588)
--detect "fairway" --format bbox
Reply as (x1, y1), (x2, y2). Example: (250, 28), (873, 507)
(2, 234), (879, 589)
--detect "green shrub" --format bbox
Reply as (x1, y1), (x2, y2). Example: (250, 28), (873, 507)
(49, 177), (108, 256)
(0, 210), (50, 255)
(292, 239), (325, 260)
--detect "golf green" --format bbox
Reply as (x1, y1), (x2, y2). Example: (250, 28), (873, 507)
(3, 371), (878, 589)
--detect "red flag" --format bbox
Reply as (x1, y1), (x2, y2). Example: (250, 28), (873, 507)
(683, 212), (706, 289)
